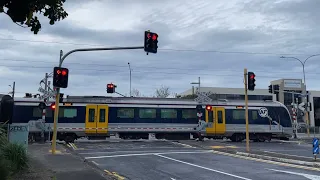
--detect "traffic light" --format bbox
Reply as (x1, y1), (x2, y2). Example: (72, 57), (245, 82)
(268, 85), (273, 94)
(247, 72), (256, 91)
(107, 83), (115, 93)
(274, 85), (279, 93)
(144, 31), (158, 54)
(53, 67), (69, 88)
(50, 102), (55, 110)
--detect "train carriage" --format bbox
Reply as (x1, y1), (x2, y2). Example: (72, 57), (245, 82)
(0, 95), (293, 143)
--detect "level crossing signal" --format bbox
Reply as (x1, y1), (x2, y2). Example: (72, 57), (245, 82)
(247, 72), (256, 91)
(107, 83), (115, 93)
(144, 31), (158, 54)
(53, 67), (69, 88)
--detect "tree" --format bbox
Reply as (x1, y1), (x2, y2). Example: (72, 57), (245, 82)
(131, 89), (142, 97)
(1, 0), (68, 34)
(155, 85), (170, 98)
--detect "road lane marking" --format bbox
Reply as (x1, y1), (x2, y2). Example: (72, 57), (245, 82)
(155, 154), (252, 180)
(92, 161), (99, 166)
(266, 168), (320, 180)
(211, 150), (320, 171)
(85, 150), (213, 159)
(263, 150), (313, 159)
(79, 149), (198, 155)
(211, 145), (238, 149)
(170, 142), (196, 148)
(104, 170), (126, 180)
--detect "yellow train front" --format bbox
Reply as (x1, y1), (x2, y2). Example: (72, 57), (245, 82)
(5, 96), (293, 143)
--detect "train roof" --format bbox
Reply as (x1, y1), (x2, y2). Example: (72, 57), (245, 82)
(12, 95), (287, 108)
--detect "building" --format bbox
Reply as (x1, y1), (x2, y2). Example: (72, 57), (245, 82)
(179, 78), (320, 129)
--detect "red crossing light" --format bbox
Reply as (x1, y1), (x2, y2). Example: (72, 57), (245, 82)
(51, 103), (55, 109)
(206, 105), (212, 111)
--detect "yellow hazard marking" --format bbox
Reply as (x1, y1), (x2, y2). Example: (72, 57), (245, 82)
(49, 150), (62, 154)
(211, 145), (238, 149)
(104, 170), (126, 180)
(211, 150), (320, 171)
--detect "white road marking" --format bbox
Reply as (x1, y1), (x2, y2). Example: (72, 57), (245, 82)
(267, 168), (320, 180)
(155, 154), (252, 180)
(84, 150), (213, 160)
(170, 142), (196, 148)
(80, 149), (196, 155)
(263, 150), (313, 159)
(92, 161), (99, 166)
(170, 178), (176, 180)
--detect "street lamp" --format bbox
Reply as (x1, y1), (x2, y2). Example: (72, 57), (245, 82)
(280, 54), (320, 137)
(128, 62), (132, 97)
(191, 77), (201, 93)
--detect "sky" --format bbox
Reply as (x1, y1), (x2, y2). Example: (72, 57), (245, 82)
(1, 0), (320, 98)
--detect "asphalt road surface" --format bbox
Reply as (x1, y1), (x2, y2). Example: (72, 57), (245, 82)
(203, 139), (316, 160)
(70, 140), (320, 180)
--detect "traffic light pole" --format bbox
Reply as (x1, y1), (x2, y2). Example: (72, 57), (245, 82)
(244, 68), (250, 153)
(51, 46), (144, 154)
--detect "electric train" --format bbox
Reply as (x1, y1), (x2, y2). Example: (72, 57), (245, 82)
(0, 94), (293, 143)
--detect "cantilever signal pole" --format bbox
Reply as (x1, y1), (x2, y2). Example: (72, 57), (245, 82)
(244, 68), (250, 152)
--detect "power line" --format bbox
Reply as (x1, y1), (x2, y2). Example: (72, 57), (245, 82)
(0, 64), (317, 80)
(0, 59), (319, 76)
(0, 37), (313, 56)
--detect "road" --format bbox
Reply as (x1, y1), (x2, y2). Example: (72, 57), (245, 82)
(69, 140), (320, 180)
(189, 139), (316, 160)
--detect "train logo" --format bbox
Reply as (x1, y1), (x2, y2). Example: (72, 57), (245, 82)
(258, 107), (268, 118)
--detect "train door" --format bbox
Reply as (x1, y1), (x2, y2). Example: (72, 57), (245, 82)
(205, 107), (226, 135)
(214, 107), (226, 135)
(85, 104), (109, 134)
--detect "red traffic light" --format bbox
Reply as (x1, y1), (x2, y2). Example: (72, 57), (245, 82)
(107, 84), (114, 88)
(51, 103), (55, 109)
(62, 70), (67, 76)
(249, 74), (255, 79)
(206, 105), (212, 111)
(152, 34), (158, 40)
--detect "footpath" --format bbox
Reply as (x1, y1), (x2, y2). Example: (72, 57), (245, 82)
(178, 137), (320, 169)
(17, 142), (116, 180)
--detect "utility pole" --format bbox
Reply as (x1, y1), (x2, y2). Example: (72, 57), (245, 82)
(191, 77), (201, 93)
(128, 62), (132, 97)
(12, 82), (15, 99)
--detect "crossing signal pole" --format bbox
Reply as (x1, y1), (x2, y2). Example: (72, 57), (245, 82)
(244, 68), (250, 152)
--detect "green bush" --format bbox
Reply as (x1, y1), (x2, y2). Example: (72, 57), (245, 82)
(0, 122), (29, 180)
(0, 152), (12, 180)
(2, 143), (29, 172)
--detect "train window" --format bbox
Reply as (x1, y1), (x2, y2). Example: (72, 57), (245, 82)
(217, 111), (223, 124)
(63, 109), (77, 118)
(208, 111), (214, 122)
(251, 110), (258, 120)
(32, 107), (53, 118)
(99, 109), (106, 122)
(161, 109), (177, 118)
(89, 109), (95, 122)
(139, 109), (156, 118)
(117, 108), (134, 118)
(232, 109), (245, 120)
(182, 109), (197, 119)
